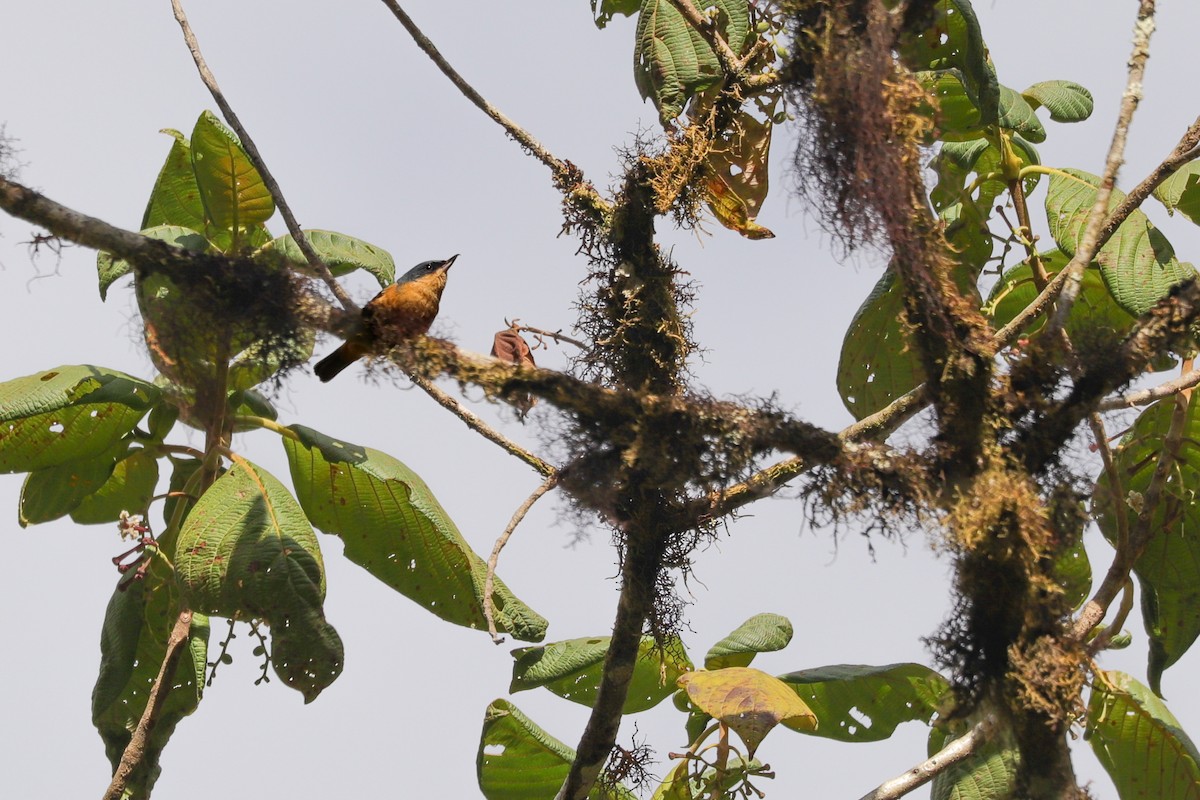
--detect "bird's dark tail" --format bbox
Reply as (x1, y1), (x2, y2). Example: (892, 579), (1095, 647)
(314, 342), (361, 382)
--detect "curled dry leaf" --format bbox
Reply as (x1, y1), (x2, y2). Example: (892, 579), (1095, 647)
(704, 111), (775, 240)
(491, 328), (538, 419)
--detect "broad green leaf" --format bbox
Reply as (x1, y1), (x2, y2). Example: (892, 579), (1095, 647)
(19, 447), (120, 526)
(1094, 395), (1200, 692)
(778, 663), (950, 742)
(899, 0), (998, 126)
(929, 717), (1018, 800)
(985, 249), (1152, 363)
(97, 224), (211, 300)
(93, 577), (209, 799)
(1022, 80), (1094, 123)
(837, 269), (925, 420)
(190, 110), (274, 241)
(176, 457), (342, 702)
(1088, 670), (1200, 799)
(591, 0), (641, 28)
(283, 425), (547, 642)
(996, 85), (1045, 143)
(680, 667), (816, 756)
(705, 612), (792, 669)
(0, 366), (158, 473)
(634, 0), (750, 123)
(477, 699), (634, 800)
(510, 635), (691, 713)
(258, 230), (396, 288)
(1153, 162), (1200, 226)
(917, 72), (1044, 143)
(141, 129), (206, 232)
(1046, 168), (1196, 317)
(72, 449), (160, 525)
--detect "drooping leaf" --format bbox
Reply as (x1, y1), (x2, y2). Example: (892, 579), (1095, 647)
(899, 0), (998, 126)
(510, 635), (691, 713)
(71, 449), (161, 525)
(97, 224), (212, 301)
(1094, 395), (1200, 692)
(141, 129), (206, 233)
(283, 425), (547, 642)
(1153, 162), (1200, 226)
(1022, 80), (1094, 123)
(92, 577), (209, 798)
(1046, 168), (1196, 317)
(837, 269), (925, 420)
(176, 457), (342, 702)
(19, 446), (121, 526)
(633, 0), (750, 123)
(705, 613), (793, 670)
(190, 110), (274, 243)
(1088, 670), (1200, 800)
(679, 667), (816, 756)
(477, 699), (635, 800)
(929, 717), (1019, 800)
(591, 0), (641, 28)
(257, 230), (396, 288)
(0, 366), (159, 473)
(704, 111), (774, 239)
(779, 663), (950, 743)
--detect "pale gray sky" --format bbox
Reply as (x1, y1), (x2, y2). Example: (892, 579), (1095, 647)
(2, 2), (1198, 798)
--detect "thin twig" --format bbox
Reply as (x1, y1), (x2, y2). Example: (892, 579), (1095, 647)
(169, 0), (357, 313)
(1098, 364), (1200, 410)
(857, 716), (997, 800)
(1044, 0), (1157, 338)
(378, 1), (574, 186)
(483, 474), (559, 643)
(408, 372), (555, 476)
(513, 322), (589, 351)
(102, 608), (194, 800)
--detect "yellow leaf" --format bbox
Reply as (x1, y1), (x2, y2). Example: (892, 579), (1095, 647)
(679, 667), (816, 756)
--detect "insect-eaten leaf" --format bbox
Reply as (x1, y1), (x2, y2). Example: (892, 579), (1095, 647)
(704, 112), (774, 239)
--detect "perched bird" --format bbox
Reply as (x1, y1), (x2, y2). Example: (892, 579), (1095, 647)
(314, 255), (458, 382)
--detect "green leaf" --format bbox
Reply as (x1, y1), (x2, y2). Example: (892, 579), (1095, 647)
(633, 0), (750, 123)
(837, 269), (925, 420)
(1153, 162), (1200, 226)
(1046, 168), (1196, 317)
(1088, 670), (1200, 799)
(1022, 80), (1094, 123)
(477, 699), (635, 800)
(510, 635), (691, 713)
(19, 447), (121, 526)
(93, 578), (209, 799)
(705, 612), (793, 669)
(227, 327), (316, 391)
(996, 85), (1046, 143)
(283, 425), (547, 642)
(929, 718), (1019, 800)
(0, 366), (159, 473)
(591, 0), (641, 28)
(916, 73), (1044, 143)
(97, 224), (211, 300)
(777, 663), (950, 742)
(141, 129), (206, 232)
(651, 754), (765, 800)
(899, 0), (998, 126)
(258, 230), (396, 288)
(1094, 395), (1200, 692)
(71, 449), (160, 525)
(190, 111), (274, 242)
(176, 457), (342, 702)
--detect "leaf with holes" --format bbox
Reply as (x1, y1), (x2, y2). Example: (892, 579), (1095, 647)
(705, 613), (793, 670)
(1046, 168), (1196, 317)
(511, 635), (691, 713)
(1093, 395), (1200, 693)
(477, 699), (636, 800)
(1088, 670), (1200, 799)
(92, 578), (209, 798)
(0, 366), (159, 474)
(176, 457), (342, 702)
(837, 269), (925, 420)
(704, 111), (774, 239)
(679, 667), (816, 757)
(283, 425), (547, 642)
(899, 0), (998, 126)
(633, 0), (750, 123)
(778, 663), (950, 742)
(258, 230), (396, 288)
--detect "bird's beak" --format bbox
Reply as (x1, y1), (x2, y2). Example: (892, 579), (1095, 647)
(440, 254), (459, 272)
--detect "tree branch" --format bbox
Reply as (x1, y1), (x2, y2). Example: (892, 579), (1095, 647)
(1098, 364), (1200, 410)
(858, 716), (997, 800)
(169, 0), (357, 312)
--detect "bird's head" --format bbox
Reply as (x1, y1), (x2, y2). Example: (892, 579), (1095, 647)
(398, 254), (458, 286)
